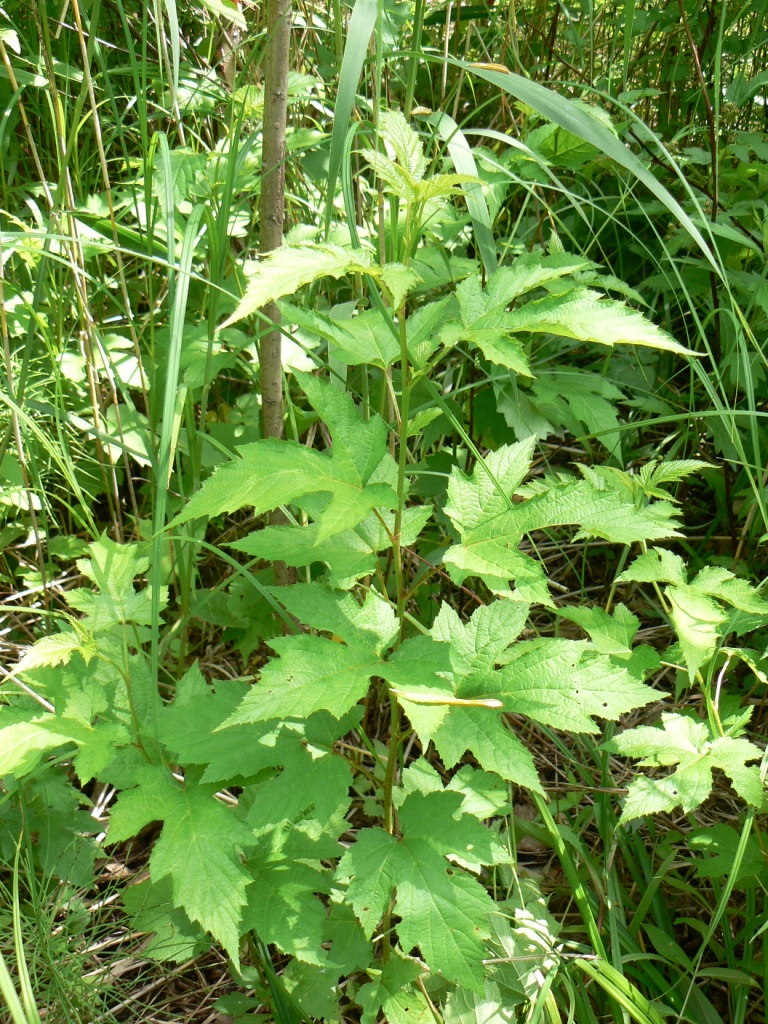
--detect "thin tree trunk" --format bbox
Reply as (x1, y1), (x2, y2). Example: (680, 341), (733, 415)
(259, 0), (293, 583)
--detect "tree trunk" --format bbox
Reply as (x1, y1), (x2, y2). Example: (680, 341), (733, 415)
(258, 0), (293, 583)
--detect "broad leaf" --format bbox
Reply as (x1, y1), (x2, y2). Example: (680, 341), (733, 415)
(230, 506), (431, 589)
(513, 370), (627, 460)
(158, 668), (301, 784)
(618, 548), (768, 678)
(0, 715), (79, 777)
(268, 581), (398, 652)
(174, 374), (397, 541)
(243, 853), (330, 965)
(431, 601), (529, 674)
(381, 609), (542, 793)
(222, 634), (382, 724)
(282, 302), (399, 369)
(607, 713), (765, 821)
(338, 790), (504, 991)
(444, 441), (681, 604)
(440, 275), (531, 375)
(379, 110), (427, 183)
(557, 603), (640, 658)
(17, 630), (96, 671)
(505, 287), (692, 354)
(122, 878), (210, 963)
(221, 243), (374, 328)
(108, 765), (254, 959)
(485, 252), (594, 306)
(66, 534), (165, 631)
(445, 879), (561, 1023)
(499, 639), (655, 733)
(357, 953), (430, 1024)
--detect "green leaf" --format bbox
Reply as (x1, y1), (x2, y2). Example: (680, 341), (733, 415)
(446, 439), (535, 535)
(431, 601), (529, 674)
(616, 547), (687, 586)
(174, 374), (397, 541)
(221, 242), (417, 327)
(269, 583), (398, 651)
(384, 603), (544, 792)
(689, 824), (766, 887)
(122, 878), (210, 963)
(607, 713), (765, 821)
(414, 173), (478, 204)
(0, 716), (78, 777)
(324, 902), (373, 973)
(364, 114), (476, 210)
(445, 879), (561, 1022)
(440, 275), (531, 375)
(229, 506), (431, 589)
(282, 303), (399, 369)
(689, 565), (768, 614)
(77, 533), (149, 599)
(357, 954), (429, 1024)
(505, 287), (693, 354)
(221, 243), (374, 328)
(364, 150), (420, 202)
(407, 297), (454, 368)
(159, 669), (298, 784)
(223, 634), (382, 724)
(66, 534), (165, 630)
(444, 442), (681, 603)
(338, 791), (503, 991)
(433, 700), (543, 794)
(618, 549), (768, 679)
(527, 369), (626, 459)
(151, 147), (206, 218)
(17, 630), (96, 671)
(526, 117), (603, 169)
(244, 731), (353, 830)
(243, 853), (330, 965)
(485, 252), (595, 306)
(380, 110), (427, 183)
(108, 765), (254, 959)
(558, 603), (640, 657)
(666, 585), (725, 680)
(637, 458), (704, 499)
(500, 639), (655, 734)
(380, 263), (422, 310)
(447, 765), (512, 819)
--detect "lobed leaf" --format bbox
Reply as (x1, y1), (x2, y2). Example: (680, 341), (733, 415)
(174, 375), (397, 541)
(607, 713), (765, 821)
(338, 791), (504, 991)
(108, 766), (254, 959)
(505, 287), (692, 354)
(444, 443), (681, 603)
(222, 635), (382, 724)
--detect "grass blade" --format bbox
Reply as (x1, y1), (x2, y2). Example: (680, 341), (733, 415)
(453, 58), (720, 276)
(324, 0), (379, 236)
(424, 110), (497, 277)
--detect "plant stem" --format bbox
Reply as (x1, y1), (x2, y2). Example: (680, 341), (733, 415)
(381, 306), (412, 961)
(259, 0), (293, 585)
(404, 0), (426, 113)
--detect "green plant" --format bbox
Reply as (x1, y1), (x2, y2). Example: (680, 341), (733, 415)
(3, 108), (767, 1022)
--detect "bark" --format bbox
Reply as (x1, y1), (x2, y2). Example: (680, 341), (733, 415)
(259, 0), (291, 441)
(258, 0), (293, 583)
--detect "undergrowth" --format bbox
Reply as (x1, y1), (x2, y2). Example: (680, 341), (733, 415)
(1, 0), (768, 1022)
